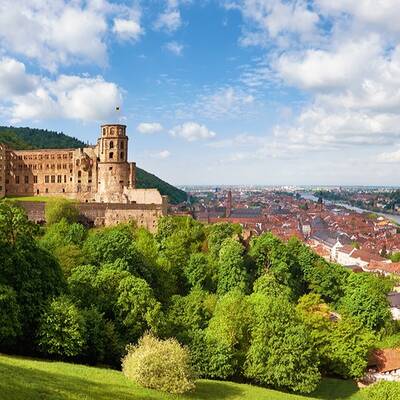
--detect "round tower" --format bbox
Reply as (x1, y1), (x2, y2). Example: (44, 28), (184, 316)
(97, 124), (131, 199)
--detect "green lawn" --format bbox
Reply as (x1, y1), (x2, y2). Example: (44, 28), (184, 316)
(0, 354), (368, 400)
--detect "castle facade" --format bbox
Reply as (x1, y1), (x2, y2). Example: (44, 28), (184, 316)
(0, 124), (167, 230)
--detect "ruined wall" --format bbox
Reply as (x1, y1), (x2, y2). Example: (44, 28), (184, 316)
(18, 201), (164, 232)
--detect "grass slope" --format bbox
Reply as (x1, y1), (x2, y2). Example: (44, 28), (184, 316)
(0, 354), (365, 400)
(0, 126), (187, 204)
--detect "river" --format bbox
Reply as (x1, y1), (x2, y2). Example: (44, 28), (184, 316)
(300, 192), (400, 225)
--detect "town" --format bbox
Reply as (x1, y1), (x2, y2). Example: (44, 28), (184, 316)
(175, 186), (400, 277)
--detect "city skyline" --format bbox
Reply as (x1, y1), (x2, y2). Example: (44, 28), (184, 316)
(1, 1), (400, 186)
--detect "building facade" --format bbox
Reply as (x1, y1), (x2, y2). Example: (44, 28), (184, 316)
(0, 123), (166, 209)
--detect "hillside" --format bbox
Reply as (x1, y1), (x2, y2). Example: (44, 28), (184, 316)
(0, 354), (364, 400)
(0, 126), (187, 204)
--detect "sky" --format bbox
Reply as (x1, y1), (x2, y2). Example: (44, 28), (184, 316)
(2, 1), (400, 186)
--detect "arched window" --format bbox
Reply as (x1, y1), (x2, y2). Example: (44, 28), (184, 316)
(109, 152), (114, 159)
(102, 128), (106, 136)
(110, 141), (114, 149)
(121, 141), (124, 149)
(78, 170), (82, 178)
(120, 152), (124, 160)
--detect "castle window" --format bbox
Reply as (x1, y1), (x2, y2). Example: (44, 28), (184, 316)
(103, 128), (106, 136)
(33, 176), (38, 184)
(120, 152), (124, 160)
(45, 188), (48, 193)
(110, 141), (114, 149)
(64, 175), (67, 183)
(36, 189), (39, 195)
(121, 141), (124, 149)
(0, 186), (2, 191)
(15, 176), (19, 184)
(57, 175), (62, 183)
(24, 176), (28, 184)
(78, 171), (82, 178)
(51, 175), (55, 183)
(62, 188), (65, 193)
(45, 176), (49, 183)
(109, 167), (113, 171)
(109, 152), (114, 159)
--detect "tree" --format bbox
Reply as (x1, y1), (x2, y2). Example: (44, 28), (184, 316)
(206, 222), (242, 260)
(166, 288), (216, 343)
(38, 296), (86, 358)
(253, 273), (292, 299)
(0, 284), (21, 348)
(45, 199), (79, 225)
(329, 317), (374, 378)
(340, 273), (392, 331)
(184, 252), (213, 290)
(116, 275), (163, 340)
(217, 238), (248, 295)
(245, 293), (320, 393)
(0, 201), (64, 352)
(206, 290), (252, 375)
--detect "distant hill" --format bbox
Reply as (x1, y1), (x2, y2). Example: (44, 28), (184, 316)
(0, 126), (187, 204)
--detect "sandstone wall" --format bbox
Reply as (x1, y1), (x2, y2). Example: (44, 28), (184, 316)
(18, 201), (164, 232)
(0, 144), (5, 198)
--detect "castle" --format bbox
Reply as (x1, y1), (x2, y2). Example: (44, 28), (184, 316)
(0, 124), (167, 231)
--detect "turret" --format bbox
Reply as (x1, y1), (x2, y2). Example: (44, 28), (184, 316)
(96, 124), (134, 201)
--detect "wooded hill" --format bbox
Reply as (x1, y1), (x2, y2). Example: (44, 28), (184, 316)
(0, 126), (187, 204)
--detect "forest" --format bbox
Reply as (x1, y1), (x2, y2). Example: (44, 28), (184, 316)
(0, 199), (398, 395)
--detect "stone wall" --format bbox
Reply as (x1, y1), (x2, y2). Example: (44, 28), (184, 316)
(18, 201), (165, 232)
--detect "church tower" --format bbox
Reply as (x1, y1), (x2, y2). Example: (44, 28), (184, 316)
(96, 124), (135, 201)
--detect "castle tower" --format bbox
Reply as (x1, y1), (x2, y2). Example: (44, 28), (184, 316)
(96, 124), (136, 201)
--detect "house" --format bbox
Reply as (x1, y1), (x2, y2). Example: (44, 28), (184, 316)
(365, 349), (400, 383)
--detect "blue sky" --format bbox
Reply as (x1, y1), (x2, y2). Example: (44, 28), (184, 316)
(1, 1), (400, 186)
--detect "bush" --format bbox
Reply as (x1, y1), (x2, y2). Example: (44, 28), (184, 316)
(363, 381), (400, 400)
(122, 333), (195, 394)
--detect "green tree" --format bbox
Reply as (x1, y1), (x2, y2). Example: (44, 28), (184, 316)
(45, 199), (79, 225)
(38, 296), (86, 358)
(340, 273), (392, 331)
(206, 223), (242, 260)
(245, 293), (320, 393)
(116, 275), (163, 340)
(329, 317), (374, 378)
(166, 288), (216, 343)
(0, 201), (64, 352)
(0, 284), (21, 348)
(217, 239), (248, 295)
(184, 253), (213, 290)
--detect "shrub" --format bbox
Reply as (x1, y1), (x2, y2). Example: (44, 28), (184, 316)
(122, 333), (195, 394)
(363, 381), (400, 400)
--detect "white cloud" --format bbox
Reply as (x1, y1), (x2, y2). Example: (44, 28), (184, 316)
(0, 58), (122, 123)
(165, 41), (184, 56)
(226, 0), (320, 47)
(151, 150), (171, 159)
(0, 1), (144, 71)
(0, 57), (36, 97)
(137, 122), (163, 134)
(276, 36), (381, 91)
(154, 9), (181, 32)
(170, 122), (216, 141)
(377, 149), (400, 163)
(113, 17), (143, 41)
